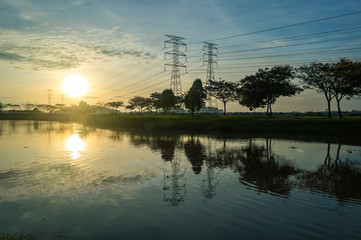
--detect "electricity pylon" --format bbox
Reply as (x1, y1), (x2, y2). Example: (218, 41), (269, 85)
(203, 42), (218, 108)
(46, 89), (53, 105)
(164, 35), (187, 96)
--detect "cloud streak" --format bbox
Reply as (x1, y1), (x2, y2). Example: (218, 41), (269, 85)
(0, 28), (157, 70)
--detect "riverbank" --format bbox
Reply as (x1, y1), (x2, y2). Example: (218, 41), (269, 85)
(1, 112), (361, 144)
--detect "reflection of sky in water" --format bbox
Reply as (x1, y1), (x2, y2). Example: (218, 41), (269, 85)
(0, 120), (361, 240)
(65, 134), (85, 159)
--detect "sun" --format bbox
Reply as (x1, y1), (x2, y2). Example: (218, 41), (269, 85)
(63, 75), (88, 98)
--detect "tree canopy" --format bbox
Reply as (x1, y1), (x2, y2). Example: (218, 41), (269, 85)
(205, 78), (238, 116)
(184, 79), (207, 115)
(239, 65), (302, 118)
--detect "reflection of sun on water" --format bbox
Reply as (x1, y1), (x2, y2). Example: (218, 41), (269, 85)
(66, 134), (85, 159)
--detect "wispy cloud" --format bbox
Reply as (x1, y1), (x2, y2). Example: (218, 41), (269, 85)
(0, 27), (157, 71)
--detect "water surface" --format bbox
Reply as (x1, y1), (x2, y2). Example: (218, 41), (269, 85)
(0, 120), (361, 239)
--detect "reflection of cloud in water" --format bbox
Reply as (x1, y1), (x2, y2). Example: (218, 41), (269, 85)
(0, 162), (156, 204)
(65, 134), (85, 159)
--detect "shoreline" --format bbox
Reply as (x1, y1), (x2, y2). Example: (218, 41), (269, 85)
(1, 112), (361, 145)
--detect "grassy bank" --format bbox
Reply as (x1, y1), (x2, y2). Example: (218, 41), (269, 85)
(1, 112), (360, 139)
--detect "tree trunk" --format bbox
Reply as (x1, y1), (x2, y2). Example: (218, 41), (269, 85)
(336, 97), (343, 118)
(266, 103), (270, 120)
(223, 101), (226, 116)
(269, 104), (273, 118)
(327, 99), (332, 118)
(325, 92), (332, 118)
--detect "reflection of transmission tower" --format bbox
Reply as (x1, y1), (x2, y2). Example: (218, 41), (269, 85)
(164, 35), (187, 96)
(203, 42), (218, 108)
(201, 161), (218, 199)
(46, 89), (53, 105)
(163, 154), (186, 206)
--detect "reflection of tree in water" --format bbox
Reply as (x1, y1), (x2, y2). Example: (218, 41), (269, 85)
(129, 134), (180, 161)
(184, 136), (205, 174)
(299, 143), (361, 205)
(204, 138), (297, 197)
(183, 136), (218, 199)
(236, 139), (297, 197)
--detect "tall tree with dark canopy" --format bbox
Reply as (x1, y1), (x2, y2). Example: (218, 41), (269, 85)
(160, 89), (176, 112)
(205, 78), (238, 116)
(240, 66), (302, 118)
(150, 92), (162, 113)
(332, 58), (361, 118)
(238, 75), (266, 114)
(184, 79), (207, 116)
(298, 62), (335, 118)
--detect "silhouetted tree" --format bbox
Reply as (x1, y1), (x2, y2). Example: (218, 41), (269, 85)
(298, 62), (335, 118)
(0, 101), (3, 112)
(106, 101), (124, 114)
(332, 58), (361, 118)
(184, 79), (207, 116)
(127, 96), (148, 114)
(237, 75), (266, 114)
(150, 92), (162, 113)
(23, 102), (35, 111)
(160, 89), (176, 112)
(205, 78), (238, 116)
(240, 66), (302, 119)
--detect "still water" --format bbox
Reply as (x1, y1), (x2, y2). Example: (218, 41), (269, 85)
(0, 120), (361, 239)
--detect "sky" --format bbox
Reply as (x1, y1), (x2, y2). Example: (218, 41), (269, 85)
(0, 0), (361, 112)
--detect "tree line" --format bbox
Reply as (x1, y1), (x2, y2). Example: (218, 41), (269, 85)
(1, 58), (360, 118)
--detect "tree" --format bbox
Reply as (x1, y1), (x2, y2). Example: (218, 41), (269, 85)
(23, 102), (35, 111)
(160, 89), (176, 112)
(184, 79), (207, 116)
(106, 101), (124, 114)
(237, 75), (266, 114)
(150, 92), (162, 113)
(298, 62), (335, 118)
(127, 96), (148, 114)
(332, 58), (361, 118)
(205, 78), (238, 116)
(0, 101), (3, 112)
(240, 66), (302, 118)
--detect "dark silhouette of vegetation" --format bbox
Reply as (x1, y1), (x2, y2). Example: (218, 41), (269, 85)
(332, 58), (361, 118)
(298, 62), (336, 118)
(150, 92), (162, 113)
(106, 101), (124, 114)
(184, 79), (207, 116)
(160, 89), (176, 112)
(239, 66), (302, 119)
(127, 96), (149, 114)
(205, 78), (238, 116)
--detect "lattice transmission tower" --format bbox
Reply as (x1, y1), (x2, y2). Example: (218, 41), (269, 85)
(46, 89), (53, 105)
(164, 35), (187, 96)
(203, 42), (218, 108)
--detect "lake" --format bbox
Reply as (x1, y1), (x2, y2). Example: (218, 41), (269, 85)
(0, 120), (361, 239)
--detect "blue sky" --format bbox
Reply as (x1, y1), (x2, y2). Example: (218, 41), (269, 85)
(0, 0), (361, 112)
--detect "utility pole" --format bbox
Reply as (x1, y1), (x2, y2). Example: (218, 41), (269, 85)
(203, 42), (218, 109)
(46, 89), (53, 105)
(164, 35), (187, 96)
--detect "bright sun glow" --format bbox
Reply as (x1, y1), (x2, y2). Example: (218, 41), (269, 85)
(63, 75), (88, 98)
(65, 134), (85, 159)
